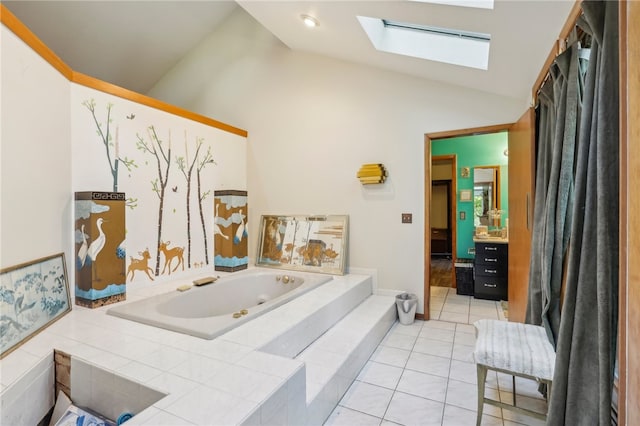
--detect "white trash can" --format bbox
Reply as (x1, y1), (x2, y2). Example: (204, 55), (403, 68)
(396, 293), (418, 325)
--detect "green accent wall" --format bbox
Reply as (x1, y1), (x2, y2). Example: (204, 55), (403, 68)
(432, 132), (509, 260)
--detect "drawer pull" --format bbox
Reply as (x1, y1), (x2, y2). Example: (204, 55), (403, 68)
(485, 247), (498, 251)
(484, 258), (498, 262)
(484, 283), (497, 288)
(484, 269), (498, 274)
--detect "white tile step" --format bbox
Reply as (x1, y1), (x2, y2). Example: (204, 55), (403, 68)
(296, 294), (397, 425)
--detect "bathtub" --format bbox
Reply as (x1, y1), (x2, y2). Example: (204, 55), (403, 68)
(106, 268), (333, 339)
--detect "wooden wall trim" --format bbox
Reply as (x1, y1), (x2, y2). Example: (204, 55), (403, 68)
(620, 1), (640, 424)
(0, 4), (248, 138)
(531, 1), (584, 103)
(426, 123), (511, 141)
(423, 135), (433, 321)
(72, 72), (248, 137)
(0, 4), (73, 80)
(618, 2), (627, 424)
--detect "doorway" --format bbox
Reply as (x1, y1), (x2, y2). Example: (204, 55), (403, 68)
(424, 124), (515, 320)
(430, 156), (456, 290)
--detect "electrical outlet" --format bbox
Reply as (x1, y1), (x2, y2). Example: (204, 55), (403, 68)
(402, 213), (412, 224)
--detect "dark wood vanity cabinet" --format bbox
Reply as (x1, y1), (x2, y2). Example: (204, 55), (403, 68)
(474, 241), (508, 300)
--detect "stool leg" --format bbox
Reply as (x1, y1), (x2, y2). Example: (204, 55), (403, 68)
(476, 364), (488, 426)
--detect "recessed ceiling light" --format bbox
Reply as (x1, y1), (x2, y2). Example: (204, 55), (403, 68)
(301, 14), (319, 28)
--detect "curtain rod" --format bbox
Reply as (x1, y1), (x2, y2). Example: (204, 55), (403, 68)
(531, 0), (584, 105)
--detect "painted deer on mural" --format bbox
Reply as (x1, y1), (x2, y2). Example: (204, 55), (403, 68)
(159, 241), (185, 275)
(127, 249), (154, 281)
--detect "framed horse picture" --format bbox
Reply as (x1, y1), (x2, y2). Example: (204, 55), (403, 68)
(256, 215), (348, 275)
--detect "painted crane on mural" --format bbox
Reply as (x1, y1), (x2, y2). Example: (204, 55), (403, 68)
(214, 203), (229, 241)
(75, 217), (108, 281)
(234, 209), (248, 245)
(77, 224), (89, 268)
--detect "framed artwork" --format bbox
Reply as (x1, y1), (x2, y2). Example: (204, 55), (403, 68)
(256, 215), (348, 275)
(0, 253), (71, 359)
(460, 189), (473, 202)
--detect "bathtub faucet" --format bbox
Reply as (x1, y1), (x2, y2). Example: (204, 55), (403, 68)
(277, 275), (294, 284)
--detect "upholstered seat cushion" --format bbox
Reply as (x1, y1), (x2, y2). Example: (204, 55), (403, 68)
(473, 319), (555, 381)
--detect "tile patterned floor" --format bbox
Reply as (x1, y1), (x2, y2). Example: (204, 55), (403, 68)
(324, 288), (547, 426)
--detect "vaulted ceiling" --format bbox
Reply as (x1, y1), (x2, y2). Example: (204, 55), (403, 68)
(3, 1), (575, 102)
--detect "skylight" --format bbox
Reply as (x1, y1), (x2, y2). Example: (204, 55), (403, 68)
(408, 0), (494, 10)
(357, 16), (491, 70)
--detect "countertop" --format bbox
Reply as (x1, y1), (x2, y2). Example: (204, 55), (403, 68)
(473, 236), (509, 244)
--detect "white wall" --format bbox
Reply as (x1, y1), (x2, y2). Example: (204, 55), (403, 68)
(70, 84), (247, 293)
(1, 25), (72, 269)
(150, 8), (528, 314)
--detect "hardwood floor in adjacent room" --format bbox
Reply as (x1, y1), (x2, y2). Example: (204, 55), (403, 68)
(431, 257), (453, 288)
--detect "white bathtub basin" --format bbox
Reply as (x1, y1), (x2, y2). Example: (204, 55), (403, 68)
(107, 268), (333, 339)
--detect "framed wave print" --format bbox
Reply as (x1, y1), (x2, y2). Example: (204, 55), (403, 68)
(0, 253), (71, 359)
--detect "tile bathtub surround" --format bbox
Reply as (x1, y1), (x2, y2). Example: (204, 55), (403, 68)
(0, 271), (398, 426)
(0, 354), (55, 425)
(325, 289), (547, 426)
(300, 296), (398, 425)
(69, 357), (167, 422)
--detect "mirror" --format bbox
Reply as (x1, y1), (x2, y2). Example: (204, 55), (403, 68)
(474, 166), (500, 226)
(256, 215), (349, 275)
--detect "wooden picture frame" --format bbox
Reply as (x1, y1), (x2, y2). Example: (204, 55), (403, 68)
(256, 215), (348, 275)
(460, 189), (473, 202)
(0, 253), (71, 359)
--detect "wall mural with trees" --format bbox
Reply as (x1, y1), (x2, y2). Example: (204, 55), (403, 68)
(71, 85), (246, 291)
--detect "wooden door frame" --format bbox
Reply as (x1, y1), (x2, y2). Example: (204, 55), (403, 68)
(619, 1), (637, 423)
(424, 124), (513, 320)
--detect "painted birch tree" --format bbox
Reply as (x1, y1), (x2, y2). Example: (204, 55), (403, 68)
(136, 126), (172, 276)
(82, 99), (137, 194)
(196, 146), (216, 265)
(176, 134), (203, 268)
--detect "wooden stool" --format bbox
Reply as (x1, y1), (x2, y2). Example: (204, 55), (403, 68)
(472, 319), (555, 425)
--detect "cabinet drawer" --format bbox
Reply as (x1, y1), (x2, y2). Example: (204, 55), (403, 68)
(475, 254), (506, 266)
(474, 275), (507, 300)
(475, 243), (508, 265)
(475, 264), (507, 277)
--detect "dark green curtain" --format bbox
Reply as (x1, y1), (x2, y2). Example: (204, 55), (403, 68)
(525, 38), (586, 345)
(547, 1), (619, 424)
(526, 1), (619, 424)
